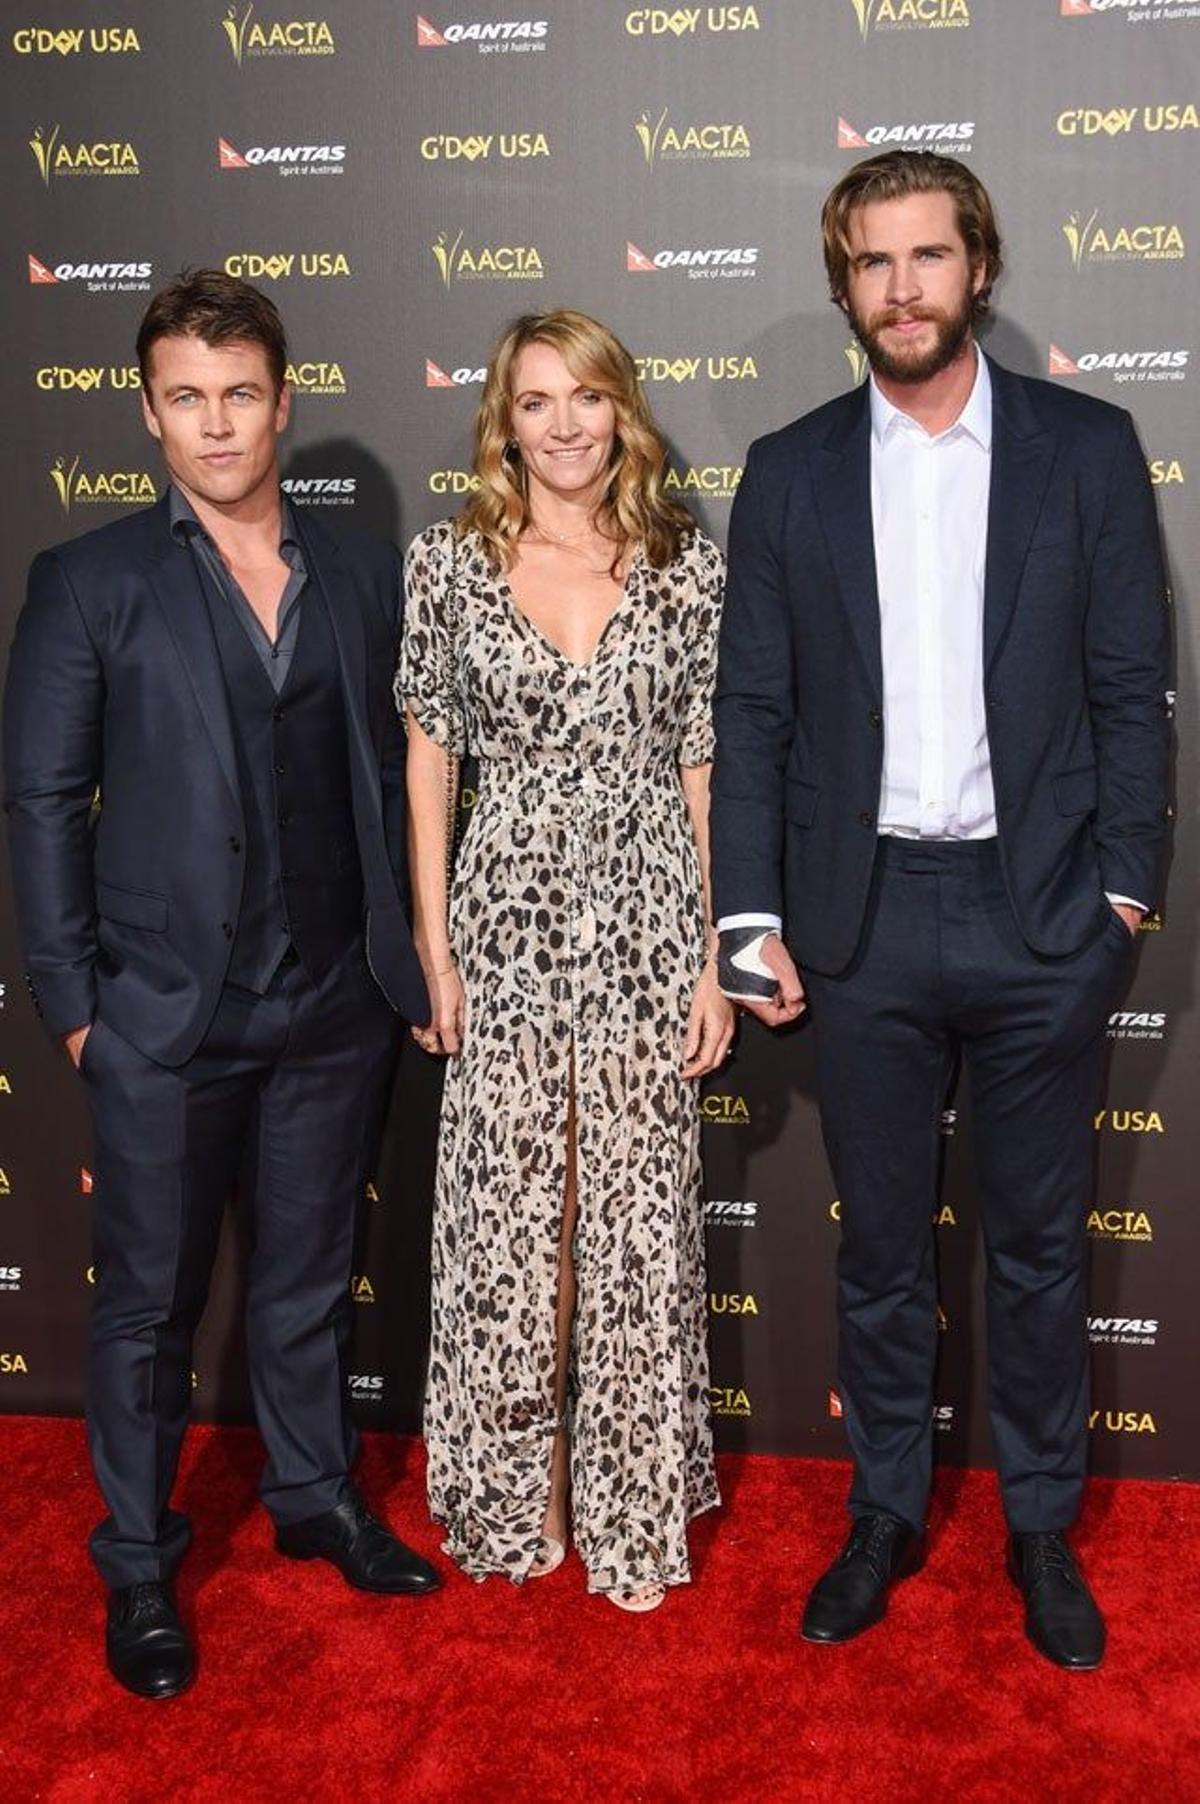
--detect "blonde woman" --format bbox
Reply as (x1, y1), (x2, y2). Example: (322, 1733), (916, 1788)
(397, 309), (730, 1611)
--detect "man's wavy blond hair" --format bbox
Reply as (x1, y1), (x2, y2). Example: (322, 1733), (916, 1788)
(456, 308), (692, 572)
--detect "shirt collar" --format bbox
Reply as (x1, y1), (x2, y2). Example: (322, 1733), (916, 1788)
(168, 483), (303, 555)
(868, 345), (992, 451)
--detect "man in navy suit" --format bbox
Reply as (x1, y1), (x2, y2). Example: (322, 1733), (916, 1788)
(711, 154), (1170, 1668)
(4, 272), (439, 1699)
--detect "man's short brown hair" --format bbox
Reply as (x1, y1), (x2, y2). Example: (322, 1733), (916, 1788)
(821, 150), (1003, 322)
(137, 268), (289, 397)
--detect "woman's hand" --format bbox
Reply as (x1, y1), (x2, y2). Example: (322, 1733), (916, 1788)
(681, 958), (735, 1080)
(412, 959), (466, 1057)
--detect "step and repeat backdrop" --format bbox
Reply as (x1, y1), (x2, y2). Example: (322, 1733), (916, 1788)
(0, 2), (1195, 1481)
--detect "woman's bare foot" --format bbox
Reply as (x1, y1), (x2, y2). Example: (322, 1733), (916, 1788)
(529, 1423), (569, 1577)
(606, 1584), (666, 1614)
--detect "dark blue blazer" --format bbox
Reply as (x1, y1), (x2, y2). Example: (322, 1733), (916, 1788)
(3, 494), (429, 1063)
(711, 356), (1171, 973)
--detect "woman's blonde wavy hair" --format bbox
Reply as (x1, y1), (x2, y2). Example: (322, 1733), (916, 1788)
(455, 308), (692, 573)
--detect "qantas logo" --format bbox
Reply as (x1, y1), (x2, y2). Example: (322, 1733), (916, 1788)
(1050, 342), (1188, 384)
(30, 254), (152, 288)
(416, 14), (548, 48)
(837, 116), (974, 151)
(218, 136), (345, 175)
(425, 360), (485, 387)
(627, 240), (758, 278)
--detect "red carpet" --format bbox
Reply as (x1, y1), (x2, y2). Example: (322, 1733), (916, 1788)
(3, 1420), (1198, 1804)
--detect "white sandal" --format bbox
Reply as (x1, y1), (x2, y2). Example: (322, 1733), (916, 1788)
(606, 1584), (665, 1614)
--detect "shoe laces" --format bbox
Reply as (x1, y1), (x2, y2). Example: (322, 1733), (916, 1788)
(1020, 1534), (1081, 1592)
(120, 1582), (172, 1624)
(845, 1513), (901, 1579)
(343, 1489), (390, 1550)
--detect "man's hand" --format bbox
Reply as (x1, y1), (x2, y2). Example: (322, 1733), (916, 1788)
(1111, 902), (1141, 940)
(736, 934), (807, 1029)
(62, 1024), (90, 1069)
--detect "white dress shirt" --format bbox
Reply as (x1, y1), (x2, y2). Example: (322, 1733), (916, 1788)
(717, 348), (1143, 941)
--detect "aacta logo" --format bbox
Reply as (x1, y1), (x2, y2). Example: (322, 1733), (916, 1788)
(351, 1274), (375, 1303)
(431, 231), (544, 286)
(635, 106), (750, 165)
(221, 5), (335, 64)
(709, 1386), (752, 1417)
(1063, 209), (1185, 267)
(844, 341), (869, 386)
(0, 1168), (10, 1195)
(636, 354), (758, 383)
(0, 1354), (29, 1375)
(49, 456), (156, 513)
(847, 0), (970, 38)
(1056, 104), (1199, 138)
(284, 361), (347, 395)
(224, 252), (351, 280)
(1088, 1207), (1152, 1242)
(626, 241), (758, 280)
(29, 255), (152, 294)
(709, 1292), (759, 1314)
(420, 131), (549, 162)
(13, 27), (141, 54)
(425, 360), (485, 388)
(699, 1092), (749, 1124)
(218, 137), (345, 176)
(1089, 1409), (1157, 1434)
(625, 7), (762, 35)
(1094, 1108), (1163, 1132)
(417, 14), (549, 50)
(838, 117), (974, 152)
(664, 464), (742, 498)
(1049, 344), (1188, 386)
(28, 124), (140, 184)
(36, 366), (142, 392)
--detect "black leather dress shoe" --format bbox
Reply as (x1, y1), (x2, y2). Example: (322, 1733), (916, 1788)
(106, 1582), (195, 1699)
(801, 1512), (927, 1644)
(276, 1487), (442, 1595)
(1007, 1531), (1105, 1670)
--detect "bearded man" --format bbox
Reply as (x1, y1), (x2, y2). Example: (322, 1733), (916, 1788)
(710, 153), (1170, 1669)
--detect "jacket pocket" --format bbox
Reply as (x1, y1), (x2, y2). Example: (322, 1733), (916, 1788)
(95, 880), (168, 932)
(785, 777), (819, 828)
(1052, 765), (1098, 817)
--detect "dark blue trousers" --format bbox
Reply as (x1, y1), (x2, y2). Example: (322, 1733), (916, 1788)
(804, 837), (1132, 1536)
(80, 940), (398, 1586)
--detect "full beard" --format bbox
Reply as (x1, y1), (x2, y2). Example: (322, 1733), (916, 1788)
(848, 289), (975, 385)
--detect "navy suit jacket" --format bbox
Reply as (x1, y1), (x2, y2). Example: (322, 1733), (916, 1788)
(711, 355), (1171, 973)
(3, 493), (429, 1064)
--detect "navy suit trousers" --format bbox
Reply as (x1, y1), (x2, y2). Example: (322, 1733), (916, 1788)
(804, 837), (1134, 1536)
(80, 939), (397, 1586)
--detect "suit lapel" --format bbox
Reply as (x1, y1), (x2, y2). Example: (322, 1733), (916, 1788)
(292, 507), (382, 812)
(812, 388), (882, 700)
(984, 358), (1057, 673)
(144, 501), (241, 808)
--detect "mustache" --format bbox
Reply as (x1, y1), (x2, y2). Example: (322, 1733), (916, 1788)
(873, 306), (944, 329)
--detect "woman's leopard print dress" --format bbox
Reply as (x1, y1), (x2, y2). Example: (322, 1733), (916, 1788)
(397, 519), (722, 1594)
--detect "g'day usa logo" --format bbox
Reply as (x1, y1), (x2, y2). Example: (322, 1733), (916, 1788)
(838, 116), (975, 155)
(218, 136), (344, 177)
(1050, 343), (1188, 385)
(416, 13), (548, 51)
(627, 240), (758, 280)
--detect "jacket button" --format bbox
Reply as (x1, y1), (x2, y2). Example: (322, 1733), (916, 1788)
(228, 836), (242, 854)
(221, 921), (233, 939)
(868, 708), (882, 728)
(859, 810), (875, 828)
(274, 761), (285, 776)
(988, 694), (1005, 710)
(273, 707), (285, 724)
